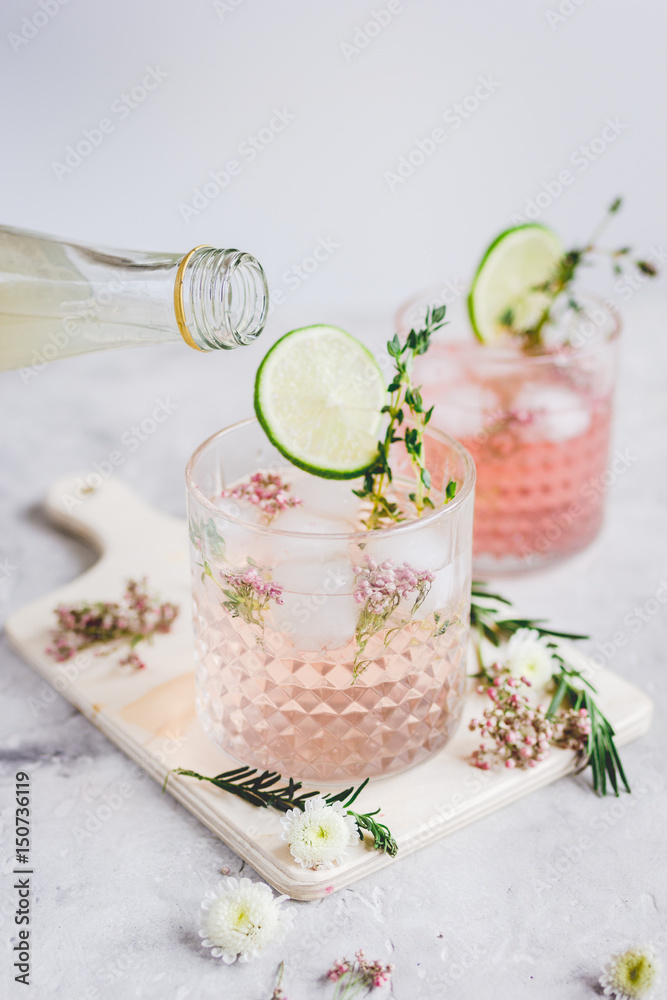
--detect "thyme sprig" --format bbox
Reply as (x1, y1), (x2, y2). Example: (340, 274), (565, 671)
(501, 198), (658, 347)
(351, 557), (434, 681)
(170, 767), (398, 857)
(197, 557), (284, 647)
(354, 305), (455, 529)
(470, 582), (630, 796)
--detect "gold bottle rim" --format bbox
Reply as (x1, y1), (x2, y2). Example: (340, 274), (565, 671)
(173, 245), (212, 351)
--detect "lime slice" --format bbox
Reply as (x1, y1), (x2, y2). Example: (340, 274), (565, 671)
(254, 325), (385, 479)
(468, 224), (563, 343)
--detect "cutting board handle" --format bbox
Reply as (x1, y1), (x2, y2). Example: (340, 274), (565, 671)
(45, 474), (184, 555)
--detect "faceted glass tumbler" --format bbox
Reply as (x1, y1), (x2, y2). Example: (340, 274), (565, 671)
(396, 290), (621, 575)
(186, 418), (475, 784)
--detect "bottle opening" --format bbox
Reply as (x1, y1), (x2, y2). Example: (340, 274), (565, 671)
(178, 246), (269, 351)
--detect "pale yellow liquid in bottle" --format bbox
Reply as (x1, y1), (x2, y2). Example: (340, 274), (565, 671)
(0, 227), (180, 371)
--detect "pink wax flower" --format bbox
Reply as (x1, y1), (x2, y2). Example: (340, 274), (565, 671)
(351, 555), (435, 680)
(223, 566), (285, 605)
(45, 578), (178, 669)
(352, 555), (434, 613)
(470, 665), (593, 772)
(325, 951), (393, 995)
(221, 472), (302, 520)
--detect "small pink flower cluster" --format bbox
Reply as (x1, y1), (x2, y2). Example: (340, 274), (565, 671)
(46, 579), (178, 668)
(219, 563), (285, 635)
(223, 566), (284, 605)
(326, 960), (350, 983)
(552, 706), (592, 750)
(326, 951), (393, 993)
(221, 472), (302, 519)
(470, 670), (555, 771)
(470, 669), (594, 772)
(352, 556), (434, 613)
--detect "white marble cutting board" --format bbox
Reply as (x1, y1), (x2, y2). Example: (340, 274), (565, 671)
(4, 475), (653, 900)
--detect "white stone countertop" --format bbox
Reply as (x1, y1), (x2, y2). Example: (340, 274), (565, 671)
(1, 293), (666, 1000)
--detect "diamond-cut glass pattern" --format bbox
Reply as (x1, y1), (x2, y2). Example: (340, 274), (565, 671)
(467, 409), (611, 563)
(193, 574), (469, 784)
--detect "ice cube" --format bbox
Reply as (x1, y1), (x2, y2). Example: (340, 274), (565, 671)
(432, 383), (500, 439)
(355, 518), (461, 624)
(212, 496), (264, 524)
(271, 558), (358, 651)
(206, 497), (265, 567)
(363, 520), (454, 574)
(269, 508), (356, 564)
(290, 472), (362, 520)
(271, 558), (355, 595)
(513, 382), (591, 443)
(418, 564), (455, 618)
(272, 507), (355, 534)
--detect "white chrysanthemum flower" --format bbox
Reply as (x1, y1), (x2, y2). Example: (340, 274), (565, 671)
(504, 628), (556, 690)
(600, 946), (662, 999)
(281, 796), (358, 870)
(198, 877), (291, 964)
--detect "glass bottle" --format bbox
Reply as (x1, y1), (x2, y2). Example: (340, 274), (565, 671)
(0, 225), (269, 372)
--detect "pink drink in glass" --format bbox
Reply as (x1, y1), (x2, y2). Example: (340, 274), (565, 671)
(186, 419), (475, 784)
(396, 291), (620, 575)
(194, 587), (469, 784)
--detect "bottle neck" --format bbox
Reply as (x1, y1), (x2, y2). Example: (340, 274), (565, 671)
(0, 226), (269, 368)
(174, 245), (268, 352)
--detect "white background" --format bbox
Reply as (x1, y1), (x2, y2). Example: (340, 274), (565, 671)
(1, 2), (667, 999)
(1, 0), (666, 311)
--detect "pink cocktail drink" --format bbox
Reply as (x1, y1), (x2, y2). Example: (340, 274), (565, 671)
(461, 388), (612, 568)
(397, 292), (620, 574)
(186, 419), (475, 783)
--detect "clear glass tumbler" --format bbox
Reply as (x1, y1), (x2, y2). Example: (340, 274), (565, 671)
(396, 289), (620, 575)
(186, 418), (475, 784)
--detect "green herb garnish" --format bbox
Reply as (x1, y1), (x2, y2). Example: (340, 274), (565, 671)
(169, 767), (398, 857)
(521, 198), (658, 346)
(470, 582), (630, 796)
(354, 305), (456, 528)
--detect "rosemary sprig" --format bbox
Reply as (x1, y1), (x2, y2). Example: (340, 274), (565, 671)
(470, 582), (629, 797)
(503, 197), (658, 347)
(471, 582), (587, 648)
(347, 807), (397, 857)
(546, 670), (630, 797)
(170, 767), (398, 857)
(171, 765), (315, 811)
(354, 305), (455, 529)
